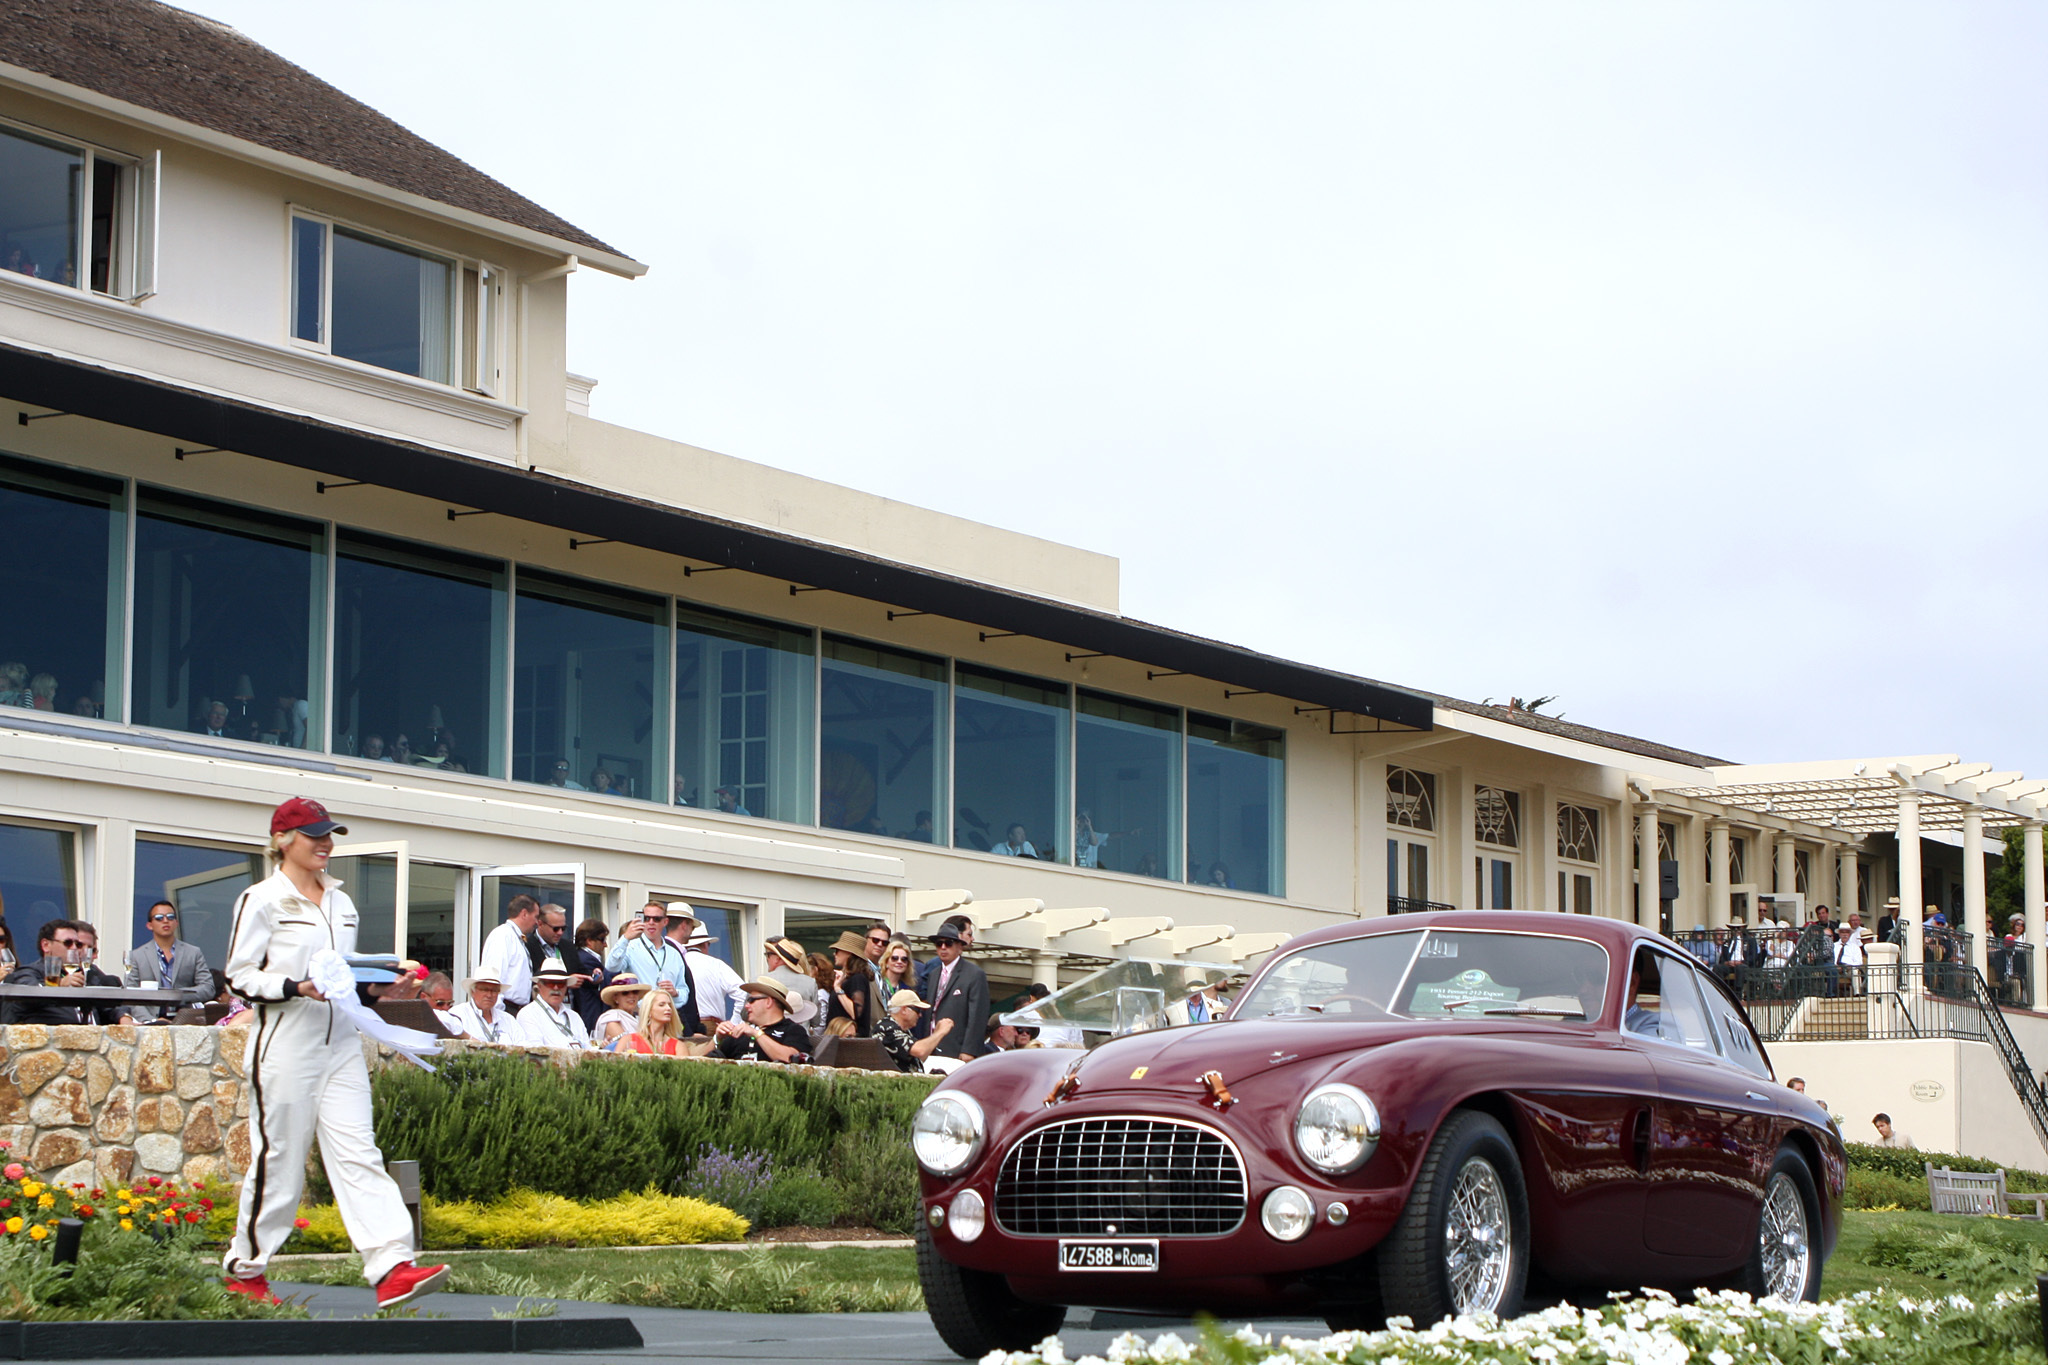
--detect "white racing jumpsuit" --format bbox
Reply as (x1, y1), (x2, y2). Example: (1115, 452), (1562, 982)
(222, 868), (416, 1285)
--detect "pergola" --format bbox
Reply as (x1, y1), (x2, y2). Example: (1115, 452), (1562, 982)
(900, 888), (1290, 980)
(1657, 759), (2048, 997)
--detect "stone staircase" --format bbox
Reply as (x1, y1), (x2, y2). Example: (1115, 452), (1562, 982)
(1784, 994), (1870, 1041)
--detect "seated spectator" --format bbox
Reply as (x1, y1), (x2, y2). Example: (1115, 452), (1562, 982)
(873, 989), (954, 1073)
(712, 785), (751, 816)
(198, 700), (232, 737)
(544, 758), (584, 790)
(587, 767), (622, 796)
(446, 969), (518, 1044)
(1024, 981), (1084, 1047)
(713, 978), (811, 1063)
(68, 920), (124, 1022)
(0, 661), (27, 706)
(903, 810), (935, 843)
(978, 1018), (1030, 1055)
(593, 975), (653, 1048)
(420, 972), (456, 1018)
(620, 988), (710, 1056)
(826, 931), (875, 1037)
(516, 965), (594, 1049)
(1205, 861), (1235, 889)
(990, 823), (1037, 858)
(27, 673), (55, 711)
(763, 937), (820, 1027)
(1, 918), (96, 1025)
(360, 733), (391, 761)
(122, 900), (215, 1019)
(0, 916), (16, 972)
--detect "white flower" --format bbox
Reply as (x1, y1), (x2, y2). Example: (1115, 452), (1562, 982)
(1708, 1350), (1735, 1365)
(1034, 1338), (1068, 1365)
(1145, 1333), (1192, 1363)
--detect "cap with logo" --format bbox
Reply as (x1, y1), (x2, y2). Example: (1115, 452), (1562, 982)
(271, 797), (348, 838)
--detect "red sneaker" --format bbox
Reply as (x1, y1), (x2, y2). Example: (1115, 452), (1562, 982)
(375, 1261), (451, 1309)
(224, 1273), (280, 1305)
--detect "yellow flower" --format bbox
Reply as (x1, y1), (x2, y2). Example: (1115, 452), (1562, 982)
(118, 1204), (132, 1215)
(19, 1181), (40, 1198)
(27, 1225), (46, 1241)
(3, 1217), (19, 1234)
(119, 1219), (132, 1231)
(36, 1193), (53, 1209)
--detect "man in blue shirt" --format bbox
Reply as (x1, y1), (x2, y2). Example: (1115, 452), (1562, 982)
(605, 901), (691, 1004)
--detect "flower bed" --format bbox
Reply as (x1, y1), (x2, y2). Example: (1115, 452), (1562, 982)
(984, 1288), (2042, 1365)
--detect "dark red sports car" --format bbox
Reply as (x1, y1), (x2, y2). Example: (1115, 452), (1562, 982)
(913, 911), (1843, 1357)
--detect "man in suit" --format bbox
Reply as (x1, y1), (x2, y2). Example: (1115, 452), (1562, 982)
(123, 900), (216, 1018)
(916, 914), (975, 1000)
(922, 920), (987, 1064)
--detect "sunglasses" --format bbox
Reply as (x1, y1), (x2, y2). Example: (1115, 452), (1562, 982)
(867, 934), (888, 944)
(150, 914), (178, 923)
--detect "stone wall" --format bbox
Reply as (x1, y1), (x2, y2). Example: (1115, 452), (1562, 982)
(0, 1022), (255, 1191)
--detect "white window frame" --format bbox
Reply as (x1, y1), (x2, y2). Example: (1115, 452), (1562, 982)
(0, 114), (157, 301)
(286, 206), (500, 393)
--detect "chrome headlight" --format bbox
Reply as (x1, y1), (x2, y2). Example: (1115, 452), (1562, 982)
(1294, 1082), (1380, 1175)
(912, 1092), (986, 1176)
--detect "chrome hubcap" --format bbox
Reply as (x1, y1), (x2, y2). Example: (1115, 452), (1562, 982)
(1759, 1171), (1811, 1300)
(1443, 1157), (1511, 1314)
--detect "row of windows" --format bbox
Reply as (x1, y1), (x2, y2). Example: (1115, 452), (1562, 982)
(1385, 767), (1602, 862)
(0, 118), (496, 392)
(0, 450), (1286, 894)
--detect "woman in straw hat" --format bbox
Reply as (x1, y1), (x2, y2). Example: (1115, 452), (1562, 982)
(593, 973), (653, 1049)
(763, 937), (819, 1027)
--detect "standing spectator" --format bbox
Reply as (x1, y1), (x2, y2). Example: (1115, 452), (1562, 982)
(530, 904), (576, 979)
(916, 914), (975, 1001)
(1718, 920), (1759, 993)
(873, 989), (953, 1073)
(445, 969), (517, 1044)
(825, 930), (875, 1036)
(515, 964), (593, 1049)
(1871, 1113), (1915, 1149)
(683, 918), (746, 1023)
(607, 901), (690, 1001)
(123, 900), (215, 1018)
(569, 918), (611, 1030)
(480, 894), (540, 1009)
(763, 938), (819, 1027)
(923, 921), (988, 1064)
(712, 978), (811, 1062)
(220, 797), (447, 1309)
(1833, 921), (1866, 996)
(805, 951), (836, 1031)
(990, 823), (1037, 857)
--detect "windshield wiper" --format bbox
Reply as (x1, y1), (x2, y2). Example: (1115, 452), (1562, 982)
(1479, 1004), (1587, 1018)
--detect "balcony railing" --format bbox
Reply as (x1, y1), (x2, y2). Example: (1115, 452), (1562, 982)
(1387, 895), (1458, 916)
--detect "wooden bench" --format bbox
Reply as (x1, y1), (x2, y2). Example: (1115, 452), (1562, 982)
(1926, 1163), (2048, 1220)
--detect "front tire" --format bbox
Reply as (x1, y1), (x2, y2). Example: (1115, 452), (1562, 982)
(1738, 1149), (1820, 1302)
(1379, 1110), (1529, 1324)
(917, 1218), (1067, 1358)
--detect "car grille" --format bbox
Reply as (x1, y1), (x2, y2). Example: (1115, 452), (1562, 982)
(994, 1116), (1247, 1237)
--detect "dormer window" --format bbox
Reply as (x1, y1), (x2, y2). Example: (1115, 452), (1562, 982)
(290, 211), (500, 392)
(0, 119), (155, 298)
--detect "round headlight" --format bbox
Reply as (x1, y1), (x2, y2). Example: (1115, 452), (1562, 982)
(1294, 1083), (1380, 1175)
(948, 1188), (987, 1242)
(1261, 1184), (1315, 1241)
(912, 1092), (986, 1176)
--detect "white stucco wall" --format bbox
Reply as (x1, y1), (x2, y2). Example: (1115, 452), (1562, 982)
(1771, 1037), (2048, 1171)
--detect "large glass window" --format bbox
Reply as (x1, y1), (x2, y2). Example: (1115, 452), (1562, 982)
(1186, 713), (1283, 895)
(1075, 690), (1180, 881)
(334, 532), (506, 775)
(954, 664), (1067, 860)
(0, 824), (79, 954)
(674, 605), (813, 823)
(132, 837), (265, 982)
(0, 452), (123, 719)
(0, 123), (141, 295)
(291, 216), (456, 383)
(131, 489), (324, 747)
(512, 570), (665, 799)
(820, 637), (946, 841)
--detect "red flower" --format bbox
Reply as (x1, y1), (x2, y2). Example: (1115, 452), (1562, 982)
(198, 1198), (215, 1210)
(0, 1199), (11, 1209)
(146, 1177), (163, 1188)
(293, 1217), (311, 1230)
(184, 1210), (203, 1224)
(74, 1205), (94, 1218)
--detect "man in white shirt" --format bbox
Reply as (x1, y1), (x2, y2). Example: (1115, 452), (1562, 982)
(1833, 921), (1867, 997)
(446, 969), (518, 1044)
(514, 965), (592, 1049)
(684, 923), (747, 1024)
(480, 894), (541, 1010)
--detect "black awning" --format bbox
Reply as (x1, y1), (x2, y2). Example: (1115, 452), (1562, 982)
(0, 344), (1432, 728)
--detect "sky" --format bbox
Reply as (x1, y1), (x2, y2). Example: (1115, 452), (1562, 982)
(194, 2), (2048, 776)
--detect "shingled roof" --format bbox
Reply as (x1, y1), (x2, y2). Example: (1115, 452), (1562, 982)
(0, 0), (632, 263)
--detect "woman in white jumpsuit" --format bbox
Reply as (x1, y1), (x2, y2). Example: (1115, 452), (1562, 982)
(221, 797), (449, 1309)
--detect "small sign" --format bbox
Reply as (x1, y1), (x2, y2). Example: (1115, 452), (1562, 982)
(1909, 1080), (1944, 1103)
(1060, 1239), (1160, 1271)
(1129, 1066), (1148, 1080)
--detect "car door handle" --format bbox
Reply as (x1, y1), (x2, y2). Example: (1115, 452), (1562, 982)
(1745, 1091), (1770, 1102)
(1630, 1107), (1653, 1175)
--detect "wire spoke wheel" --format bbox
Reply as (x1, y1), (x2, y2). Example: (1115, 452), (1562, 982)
(1442, 1158), (1511, 1314)
(1758, 1170), (1811, 1300)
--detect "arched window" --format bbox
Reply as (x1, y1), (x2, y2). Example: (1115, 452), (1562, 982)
(1387, 768), (1436, 831)
(1556, 804), (1600, 863)
(1474, 786), (1520, 848)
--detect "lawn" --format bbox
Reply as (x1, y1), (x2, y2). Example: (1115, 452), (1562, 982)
(1825, 1207), (2048, 1300)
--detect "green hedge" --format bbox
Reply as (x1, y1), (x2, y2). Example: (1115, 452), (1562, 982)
(1845, 1140), (2048, 1190)
(337, 1052), (934, 1216)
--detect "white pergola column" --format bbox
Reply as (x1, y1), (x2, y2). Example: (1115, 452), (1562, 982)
(1837, 845), (1859, 925)
(2024, 821), (2044, 1007)
(1776, 835), (1797, 908)
(1708, 819), (1732, 930)
(1898, 795), (1922, 967)
(1636, 804), (1659, 929)
(1963, 807), (1988, 980)
(1755, 830), (1776, 910)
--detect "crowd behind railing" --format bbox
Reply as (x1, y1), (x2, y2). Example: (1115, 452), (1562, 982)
(1688, 906), (2035, 1012)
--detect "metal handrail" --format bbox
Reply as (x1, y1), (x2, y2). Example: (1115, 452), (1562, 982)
(1960, 964), (2048, 1157)
(1386, 896), (1458, 915)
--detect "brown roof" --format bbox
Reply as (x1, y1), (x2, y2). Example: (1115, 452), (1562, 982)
(0, 0), (630, 262)
(1428, 693), (1731, 769)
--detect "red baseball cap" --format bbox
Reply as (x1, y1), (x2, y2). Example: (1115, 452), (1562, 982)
(270, 797), (348, 838)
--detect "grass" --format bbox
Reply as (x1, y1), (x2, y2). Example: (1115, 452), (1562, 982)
(1827, 1208), (2048, 1300)
(271, 1243), (923, 1313)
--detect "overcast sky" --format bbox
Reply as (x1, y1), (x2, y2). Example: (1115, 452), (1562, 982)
(196, 2), (2048, 778)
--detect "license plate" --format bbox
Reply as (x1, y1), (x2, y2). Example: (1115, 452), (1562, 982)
(1058, 1239), (1160, 1271)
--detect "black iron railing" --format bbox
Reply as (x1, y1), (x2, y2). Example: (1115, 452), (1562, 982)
(1387, 896), (1458, 915)
(1732, 963), (2048, 1155)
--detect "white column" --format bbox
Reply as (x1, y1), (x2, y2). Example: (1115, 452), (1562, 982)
(1636, 804), (1659, 928)
(1898, 796), (1922, 967)
(2024, 821), (2044, 1008)
(1963, 807), (1988, 980)
(1755, 829), (1776, 915)
(1708, 820), (1732, 930)
(1837, 845), (1859, 926)
(1776, 836), (1797, 909)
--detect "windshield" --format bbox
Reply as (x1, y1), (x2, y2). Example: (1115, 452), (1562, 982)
(1234, 929), (1611, 1022)
(1000, 958), (1244, 1035)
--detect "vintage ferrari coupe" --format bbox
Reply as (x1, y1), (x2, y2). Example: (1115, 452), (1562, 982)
(912, 911), (1842, 1357)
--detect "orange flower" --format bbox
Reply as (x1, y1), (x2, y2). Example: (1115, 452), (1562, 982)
(293, 1217), (311, 1230)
